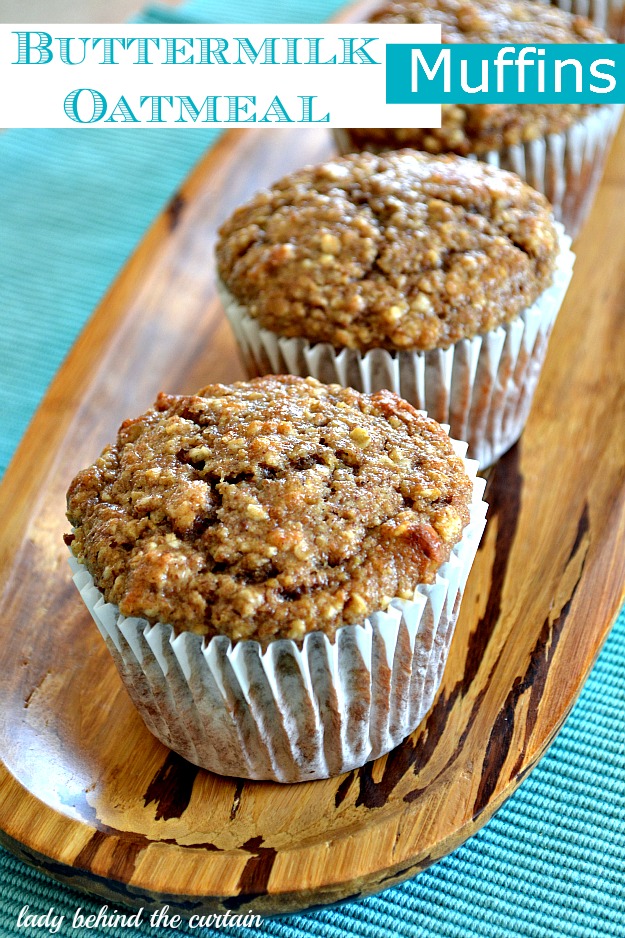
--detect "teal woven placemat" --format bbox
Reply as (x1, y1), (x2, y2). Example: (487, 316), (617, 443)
(0, 3), (624, 936)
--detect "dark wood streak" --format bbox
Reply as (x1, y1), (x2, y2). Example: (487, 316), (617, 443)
(472, 688), (519, 819)
(567, 502), (591, 563)
(508, 503), (591, 780)
(224, 836), (277, 911)
(73, 830), (108, 869)
(23, 670), (51, 709)
(73, 830), (149, 882)
(49, 786), (222, 854)
(166, 191), (186, 230)
(229, 779), (245, 821)
(403, 684), (490, 804)
(376, 856), (437, 886)
(143, 752), (199, 821)
(355, 681), (459, 809)
(52, 788), (221, 854)
(72, 827), (197, 865)
(334, 770), (355, 808)
(355, 738), (421, 810)
(0, 827), (215, 914)
(355, 448), (524, 810)
(464, 444), (523, 690)
(473, 504), (590, 817)
(0, 814), (440, 916)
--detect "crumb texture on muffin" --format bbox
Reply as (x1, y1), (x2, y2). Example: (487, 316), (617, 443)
(216, 151), (558, 352)
(66, 376), (472, 644)
(343, 0), (605, 155)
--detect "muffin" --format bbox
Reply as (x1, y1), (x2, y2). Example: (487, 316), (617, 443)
(66, 376), (487, 782)
(216, 151), (575, 468)
(335, 0), (622, 237)
(538, 0), (625, 40)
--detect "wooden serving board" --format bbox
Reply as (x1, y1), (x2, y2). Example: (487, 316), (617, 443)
(1, 84), (625, 919)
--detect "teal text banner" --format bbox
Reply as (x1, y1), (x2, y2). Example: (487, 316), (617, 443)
(386, 43), (625, 103)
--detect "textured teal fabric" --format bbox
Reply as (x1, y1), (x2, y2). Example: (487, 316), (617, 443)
(0, 3), (624, 937)
(143, 0), (348, 23)
(0, 124), (218, 477)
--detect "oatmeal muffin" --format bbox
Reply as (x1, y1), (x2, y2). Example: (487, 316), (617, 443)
(537, 0), (625, 41)
(67, 376), (487, 781)
(336, 0), (622, 236)
(216, 151), (575, 467)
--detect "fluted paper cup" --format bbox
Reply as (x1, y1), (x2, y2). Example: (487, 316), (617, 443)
(335, 104), (622, 238)
(219, 225), (574, 469)
(69, 438), (487, 784)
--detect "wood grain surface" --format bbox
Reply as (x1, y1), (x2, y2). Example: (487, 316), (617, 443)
(1, 67), (625, 918)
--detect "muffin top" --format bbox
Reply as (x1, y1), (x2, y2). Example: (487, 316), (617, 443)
(66, 376), (472, 645)
(216, 150), (558, 353)
(343, 0), (606, 155)
(370, 0), (604, 42)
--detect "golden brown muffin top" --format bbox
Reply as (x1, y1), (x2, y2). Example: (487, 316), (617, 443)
(66, 376), (472, 645)
(345, 0), (606, 155)
(216, 151), (558, 353)
(370, 0), (604, 42)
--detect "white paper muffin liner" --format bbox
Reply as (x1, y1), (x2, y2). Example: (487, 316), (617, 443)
(218, 225), (574, 469)
(335, 103), (623, 238)
(69, 437), (487, 784)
